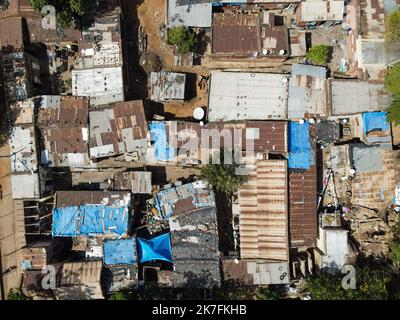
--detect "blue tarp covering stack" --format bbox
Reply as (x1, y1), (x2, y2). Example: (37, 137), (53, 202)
(149, 122), (174, 161)
(288, 122), (312, 170)
(363, 112), (389, 134)
(103, 238), (137, 266)
(52, 204), (129, 237)
(137, 233), (173, 263)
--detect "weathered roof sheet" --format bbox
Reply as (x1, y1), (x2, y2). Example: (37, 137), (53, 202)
(167, 0), (212, 28)
(150, 71), (186, 102)
(0, 17), (25, 48)
(89, 100), (148, 159)
(301, 0), (345, 22)
(351, 144), (396, 209)
(72, 66), (124, 106)
(331, 80), (390, 115)
(113, 171), (152, 194)
(239, 160), (289, 261)
(38, 96), (90, 167)
(208, 71), (289, 121)
(321, 229), (349, 271)
(288, 64), (328, 119)
(11, 174), (40, 199)
(161, 206), (221, 288)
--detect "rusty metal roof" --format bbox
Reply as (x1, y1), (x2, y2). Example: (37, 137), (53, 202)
(89, 100), (149, 159)
(165, 120), (287, 154)
(38, 96), (90, 167)
(0, 17), (25, 48)
(351, 145), (396, 210)
(239, 160), (289, 261)
(212, 11), (260, 55)
(289, 165), (318, 248)
(55, 190), (131, 208)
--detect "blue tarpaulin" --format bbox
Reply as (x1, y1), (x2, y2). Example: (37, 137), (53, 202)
(103, 238), (137, 266)
(137, 233), (172, 263)
(52, 204), (129, 237)
(288, 122), (312, 170)
(149, 122), (174, 161)
(363, 112), (389, 134)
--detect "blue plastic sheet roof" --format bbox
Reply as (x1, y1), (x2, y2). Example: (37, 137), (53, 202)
(288, 122), (312, 170)
(137, 233), (172, 263)
(103, 239), (137, 266)
(363, 112), (389, 134)
(52, 204), (129, 237)
(149, 122), (174, 161)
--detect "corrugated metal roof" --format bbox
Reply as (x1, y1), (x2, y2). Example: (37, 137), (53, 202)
(89, 100), (148, 159)
(321, 229), (349, 270)
(168, 0), (212, 28)
(331, 80), (390, 115)
(239, 160), (289, 261)
(208, 71), (289, 121)
(301, 0), (345, 22)
(150, 71), (186, 102)
(289, 165), (318, 248)
(351, 145), (396, 209)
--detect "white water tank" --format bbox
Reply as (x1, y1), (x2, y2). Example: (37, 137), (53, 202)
(193, 107), (205, 120)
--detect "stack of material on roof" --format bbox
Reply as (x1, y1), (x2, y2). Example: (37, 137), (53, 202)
(239, 160), (289, 261)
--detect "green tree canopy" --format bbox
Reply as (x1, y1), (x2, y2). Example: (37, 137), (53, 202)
(385, 63), (400, 95)
(389, 241), (400, 266)
(306, 267), (388, 300)
(29, 0), (88, 29)
(108, 291), (130, 300)
(387, 95), (400, 125)
(386, 10), (400, 44)
(256, 287), (279, 300)
(7, 288), (27, 300)
(167, 26), (199, 54)
(306, 45), (330, 65)
(200, 151), (247, 196)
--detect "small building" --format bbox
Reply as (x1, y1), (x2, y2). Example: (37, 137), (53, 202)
(147, 120), (288, 163)
(37, 95), (91, 168)
(212, 10), (289, 61)
(222, 259), (290, 285)
(150, 71), (186, 102)
(288, 64), (328, 119)
(72, 66), (124, 106)
(103, 238), (138, 266)
(208, 71), (289, 122)
(20, 241), (53, 271)
(362, 111), (392, 145)
(158, 207), (221, 288)
(89, 100), (148, 159)
(8, 98), (40, 199)
(150, 180), (215, 220)
(113, 171), (152, 194)
(52, 191), (131, 238)
(350, 144), (396, 210)
(238, 160), (289, 261)
(299, 0), (345, 24)
(317, 228), (350, 272)
(53, 260), (104, 300)
(167, 0), (212, 28)
(330, 79), (390, 115)
(288, 122), (318, 248)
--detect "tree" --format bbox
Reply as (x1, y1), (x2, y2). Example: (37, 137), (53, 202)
(386, 10), (400, 44)
(256, 287), (279, 300)
(200, 151), (247, 196)
(29, 0), (88, 29)
(7, 288), (27, 300)
(385, 63), (400, 95)
(306, 45), (330, 65)
(387, 95), (400, 125)
(305, 267), (388, 300)
(389, 241), (400, 267)
(108, 291), (130, 300)
(167, 26), (199, 54)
